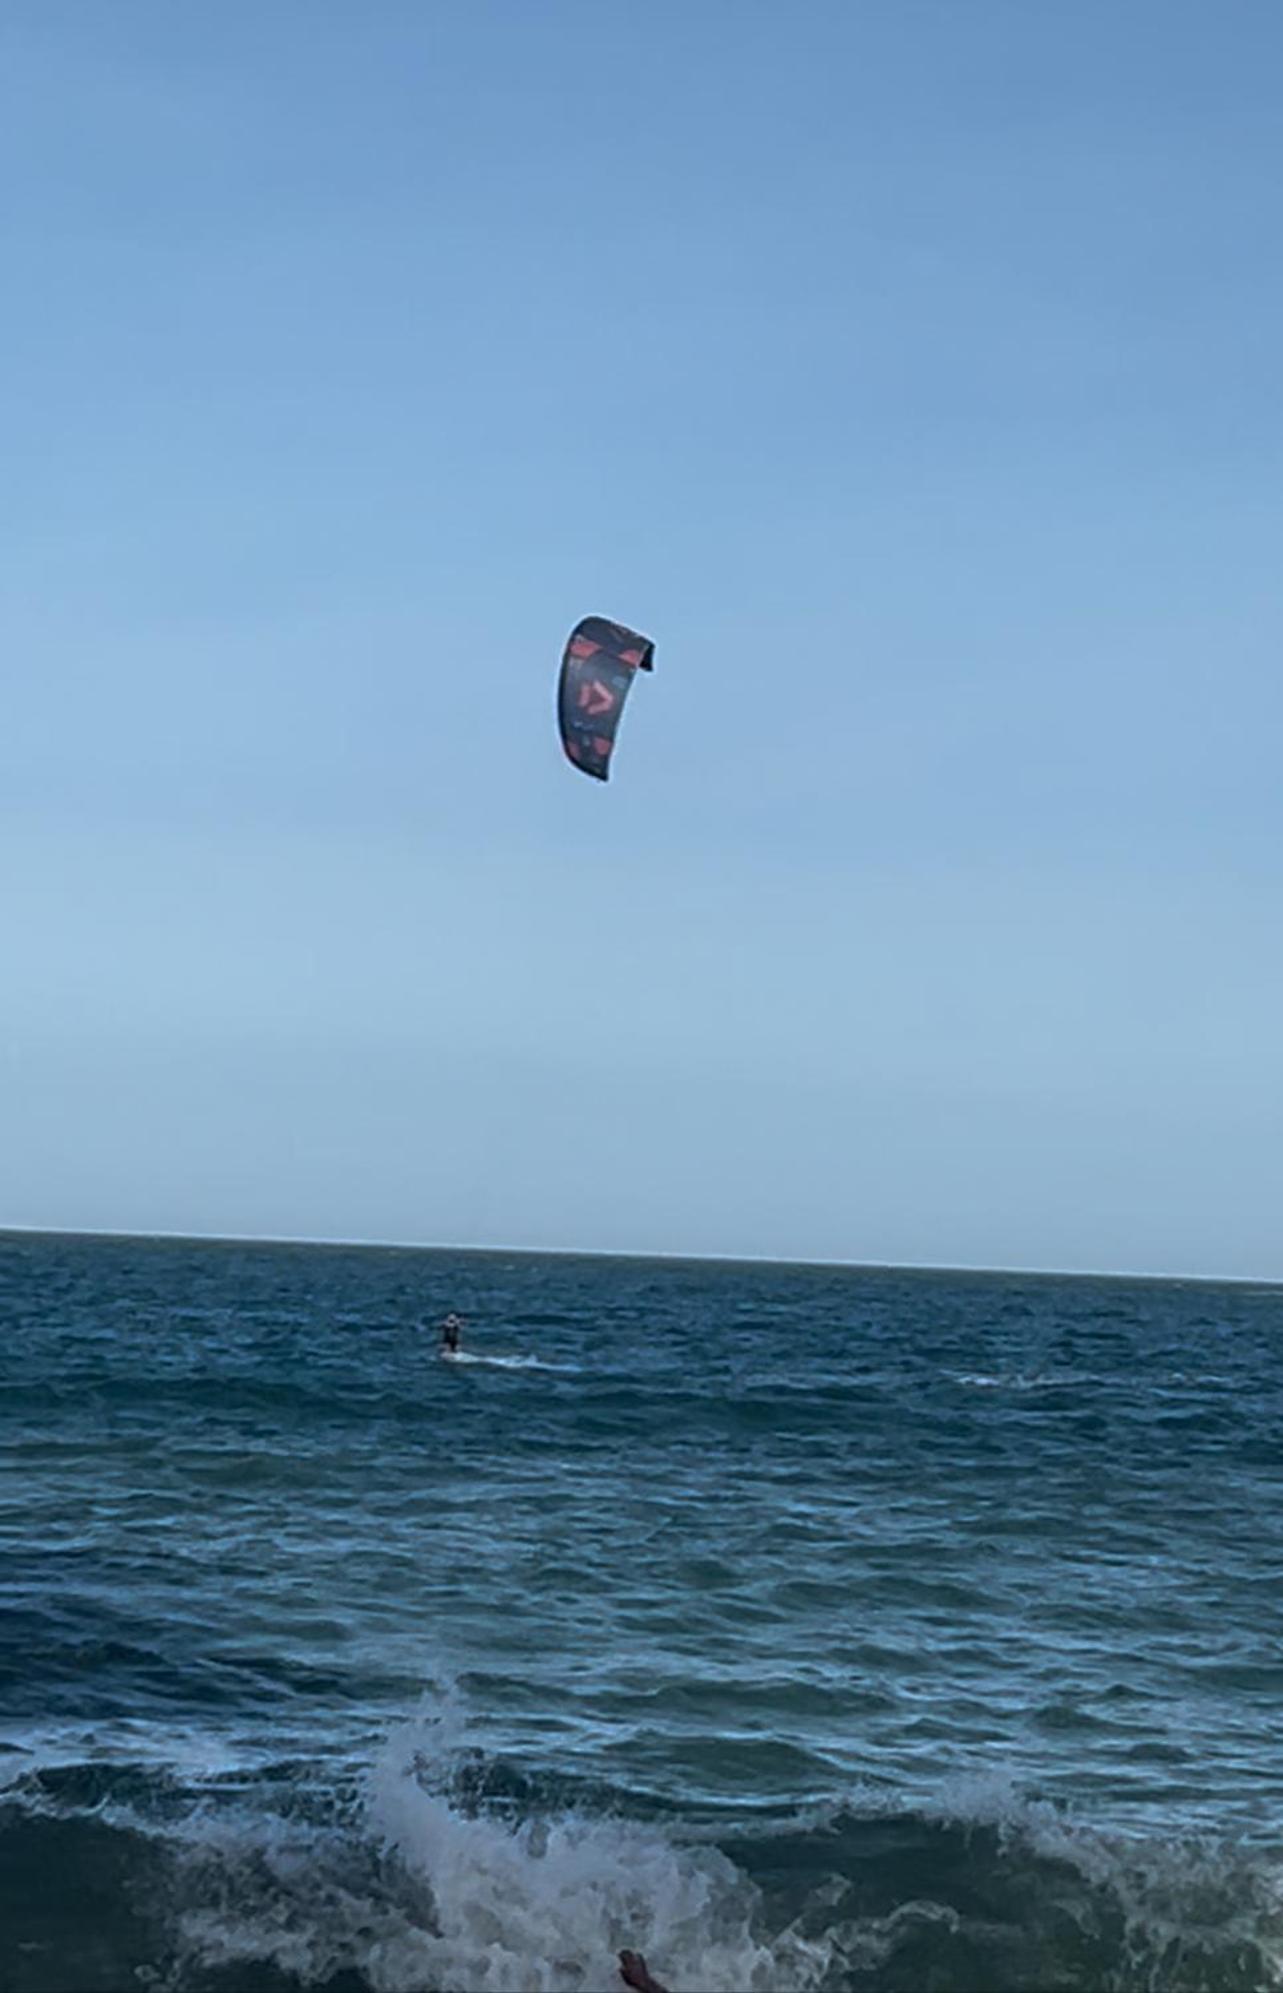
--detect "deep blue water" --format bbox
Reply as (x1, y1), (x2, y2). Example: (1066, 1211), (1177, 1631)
(3, 1230), (1282, 1991)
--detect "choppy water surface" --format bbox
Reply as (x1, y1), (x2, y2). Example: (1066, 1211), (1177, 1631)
(3, 1232), (1282, 1990)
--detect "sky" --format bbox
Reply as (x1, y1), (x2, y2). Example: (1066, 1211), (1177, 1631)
(3, 0), (1281, 1277)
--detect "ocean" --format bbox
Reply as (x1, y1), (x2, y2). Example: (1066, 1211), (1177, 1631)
(2, 1230), (1281, 1992)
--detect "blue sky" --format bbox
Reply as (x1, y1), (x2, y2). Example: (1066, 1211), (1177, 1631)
(3, 1), (1281, 1275)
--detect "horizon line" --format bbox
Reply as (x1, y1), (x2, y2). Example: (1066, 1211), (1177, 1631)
(1, 1220), (1278, 1291)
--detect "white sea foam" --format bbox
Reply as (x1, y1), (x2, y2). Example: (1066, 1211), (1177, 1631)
(159, 1711), (825, 1993)
(441, 1350), (579, 1374)
(361, 1719), (823, 1991)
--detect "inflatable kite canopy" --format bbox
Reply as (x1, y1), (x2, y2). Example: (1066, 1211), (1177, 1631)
(557, 617), (654, 781)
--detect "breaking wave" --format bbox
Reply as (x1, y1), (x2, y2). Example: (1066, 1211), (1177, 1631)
(3, 1726), (1280, 1993)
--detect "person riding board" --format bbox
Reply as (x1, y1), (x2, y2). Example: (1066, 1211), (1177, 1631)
(438, 1312), (464, 1355)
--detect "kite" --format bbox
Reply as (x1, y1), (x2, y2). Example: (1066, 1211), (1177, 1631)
(557, 616), (654, 781)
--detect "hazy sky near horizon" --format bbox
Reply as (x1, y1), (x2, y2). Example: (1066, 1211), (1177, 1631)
(4, 1), (1282, 1276)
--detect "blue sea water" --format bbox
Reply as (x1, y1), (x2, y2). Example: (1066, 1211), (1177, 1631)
(2, 1230), (1282, 1991)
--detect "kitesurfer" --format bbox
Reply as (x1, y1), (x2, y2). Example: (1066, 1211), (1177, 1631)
(438, 1312), (464, 1355)
(619, 1952), (668, 1993)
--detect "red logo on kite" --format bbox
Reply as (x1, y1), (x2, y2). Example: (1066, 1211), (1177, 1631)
(577, 679), (616, 717)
